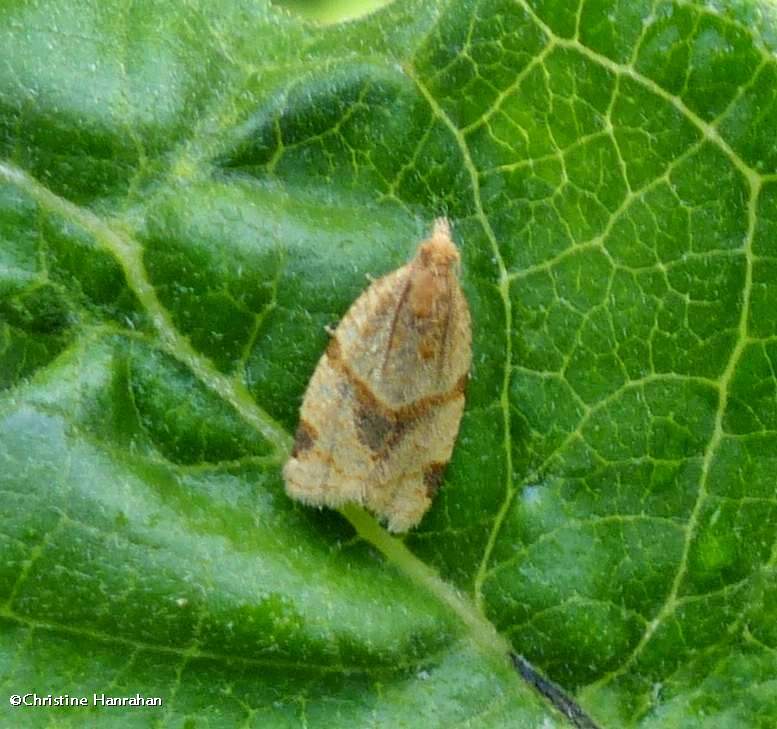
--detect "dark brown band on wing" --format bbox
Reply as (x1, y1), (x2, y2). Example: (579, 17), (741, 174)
(423, 462), (447, 497)
(291, 419), (318, 457)
(326, 334), (466, 424)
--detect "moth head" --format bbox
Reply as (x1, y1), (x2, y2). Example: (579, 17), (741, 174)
(417, 217), (459, 272)
(410, 219), (460, 320)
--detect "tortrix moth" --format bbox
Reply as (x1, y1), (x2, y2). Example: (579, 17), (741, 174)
(283, 218), (471, 532)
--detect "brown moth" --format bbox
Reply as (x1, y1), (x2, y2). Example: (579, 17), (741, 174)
(283, 218), (471, 532)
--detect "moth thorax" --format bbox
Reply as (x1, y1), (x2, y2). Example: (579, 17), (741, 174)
(417, 238), (459, 269)
(410, 266), (450, 319)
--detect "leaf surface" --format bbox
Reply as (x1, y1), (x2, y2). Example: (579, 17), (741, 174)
(1, 1), (776, 726)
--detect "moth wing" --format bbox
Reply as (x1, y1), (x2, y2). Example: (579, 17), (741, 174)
(364, 393), (466, 532)
(283, 354), (372, 508)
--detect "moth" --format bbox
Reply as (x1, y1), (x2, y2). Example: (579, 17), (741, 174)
(283, 218), (471, 532)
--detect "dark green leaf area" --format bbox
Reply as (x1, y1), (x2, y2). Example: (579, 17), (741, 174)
(611, 81), (699, 192)
(485, 504), (684, 684)
(125, 345), (275, 464)
(42, 214), (149, 331)
(0, 187), (149, 391)
(720, 62), (777, 174)
(0, 190), (72, 390)
(686, 496), (776, 595)
(143, 184), (285, 374)
(217, 67), (473, 218)
(725, 344), (777, 434)
(636, 2), (763, 121)
(579, 0), (654, 64)
(0, 3), (302, 204)
(0, 282), (72, 390)
(415, 0), (550, 129)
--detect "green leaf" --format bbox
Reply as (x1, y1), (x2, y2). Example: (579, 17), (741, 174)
(1, 0), (776, 726)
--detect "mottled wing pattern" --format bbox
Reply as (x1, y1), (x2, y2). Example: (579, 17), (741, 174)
(283, 219), (471, 532)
